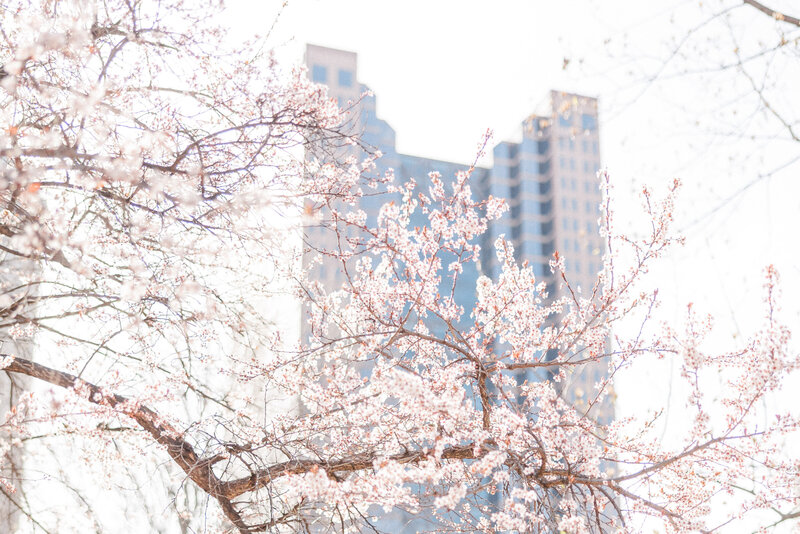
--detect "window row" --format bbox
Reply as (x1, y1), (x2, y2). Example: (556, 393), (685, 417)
(311, 65), (354, 88)
(559, 157), (600, 173)
(558, 113), (599, 132)
(559, 177), (602, 193)
(557, 136), (599, 155)
(561, 259), (602, 276)
(493, 160), (551, 179)
(509, 199), (553, 218)
(561, 198), (599, 214)
(561, 219), (600, 235)
(561, 236), (602, 255)
(490, 181), (553, 200)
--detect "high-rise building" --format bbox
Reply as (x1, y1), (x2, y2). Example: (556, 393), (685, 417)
(487, 91), (607, 417)
(487, 92), (602, 292)
(304, 43), (609, 408)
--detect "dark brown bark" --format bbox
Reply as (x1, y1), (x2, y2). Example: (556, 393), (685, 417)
(3, 356), (483, 531)
(3, 356), (253, 531)
(743, 0), (800, 27)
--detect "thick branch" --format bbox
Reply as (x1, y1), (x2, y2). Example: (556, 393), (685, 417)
(218, 443), (478, 500)
(743, 0), (800, 27)
(1, 356), (250, 529)
(2, 356), (484, 523)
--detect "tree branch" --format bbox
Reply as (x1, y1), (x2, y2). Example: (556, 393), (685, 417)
(743, 0), (800, 27)
(2, 356), (484, 527)
(1, 356), (249, 530)
(217, 443), (479, 500)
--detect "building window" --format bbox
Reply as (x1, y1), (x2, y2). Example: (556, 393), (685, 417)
(559, 137), (566, 149)
(569, 158), (576, 171)
(562, 219), (569, 231)
(571, 199), (577, 210)
(582, 140), (589, 152)
(585, 201), (592, 213)
(338, 69), (353, 87)
(562, 198), (568, 210)
(592, 141), (599, 154)
(560, 157), (566, 169)
(539, 159), (550, 174)
(571, 178), (577, 190)
(559, 114), (571, 127)
(581, 113), (598, 131)
(537, 140), (549, 155)
(583, 161), (590, 173)
(572, 219), (578, 231)
(574, 260), (581, 273)
(311, 65), (327, 83)
(569, 138), (575, 151)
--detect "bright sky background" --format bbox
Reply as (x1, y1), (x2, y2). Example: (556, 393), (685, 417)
(225, 1), (800, 507)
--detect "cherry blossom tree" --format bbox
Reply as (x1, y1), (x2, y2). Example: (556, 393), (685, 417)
(1, 1), (799, 533)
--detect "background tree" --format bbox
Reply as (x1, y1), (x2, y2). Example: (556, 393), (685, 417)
(1, 1), (799, 533)
(595, 0), (800, 224)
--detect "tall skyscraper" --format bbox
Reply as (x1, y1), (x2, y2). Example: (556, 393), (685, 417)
(304, 45), (608, 418)
(487, 92), (602, 291)
(487, 92), (606, 417)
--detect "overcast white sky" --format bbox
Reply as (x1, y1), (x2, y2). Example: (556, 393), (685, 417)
(224, 0), (800, 443)
(229, 0), (662, 164)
